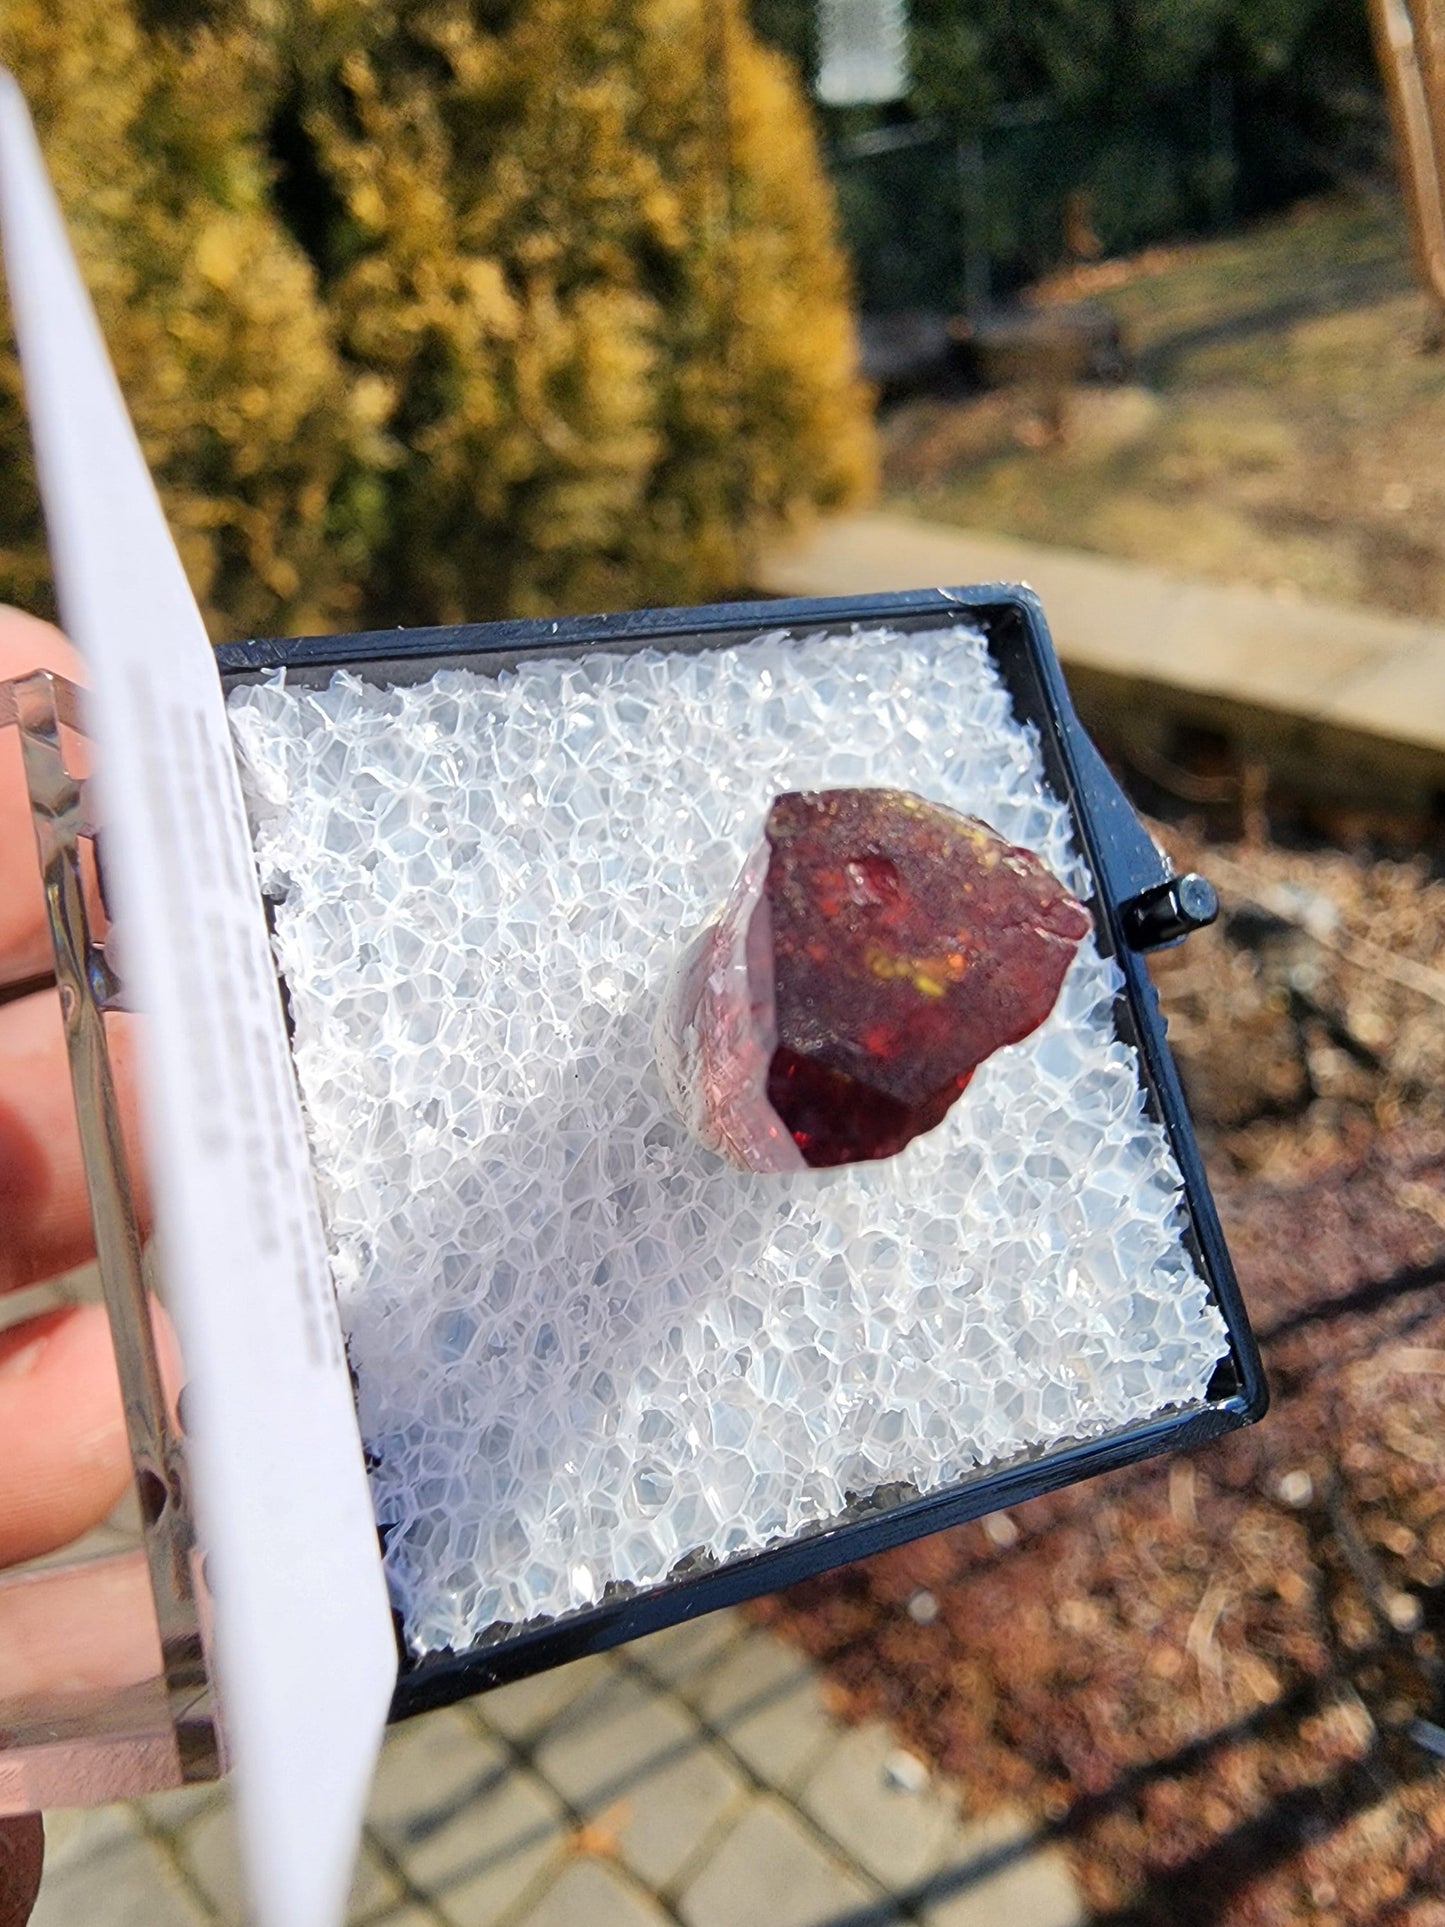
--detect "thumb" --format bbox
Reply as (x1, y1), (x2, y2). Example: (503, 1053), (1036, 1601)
(0, 1816), (42, 1927)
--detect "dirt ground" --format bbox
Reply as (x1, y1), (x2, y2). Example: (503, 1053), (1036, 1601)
(755, 816), (1445, 1924)
(880, 196), (1445, 624)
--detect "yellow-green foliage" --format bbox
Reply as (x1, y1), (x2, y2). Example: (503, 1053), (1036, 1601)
(0, 0), (874, 636)
(0, 2), (370, 634)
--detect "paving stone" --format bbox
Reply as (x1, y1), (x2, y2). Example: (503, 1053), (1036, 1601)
(531, 1668), (687, 1799)
(136, 1780), (228, 1834)
(919, 1809), (1084, 1927)
(176, 1796), (400, 1923)
(29, 1824), (206, 1927)
(476, 1652), (616, 1744)
(691, 1631), (835, 1791)
(368, 1709), (511, 1849)
(622, 1744), (746, 1893)
(508, 1857), (670, 1927)
(627, 1611), (744, 1692)
(347, 1847), (408, 1927)
(367, 1706), (565, 1916)
(799, 1721), (962, 1891)
(35, 1802), (142, 1875)
(532, 1666), (744, 1890)
(678, 1796), (885, 1927)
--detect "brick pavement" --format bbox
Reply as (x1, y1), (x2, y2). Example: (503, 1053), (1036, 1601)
(29, 1610), (1084, 1927)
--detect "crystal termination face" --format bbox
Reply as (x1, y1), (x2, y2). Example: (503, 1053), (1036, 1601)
(228, 627), (1229, 1656)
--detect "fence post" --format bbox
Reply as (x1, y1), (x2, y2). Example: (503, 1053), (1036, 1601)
(956, 131), (990, 311)
(1369, 0), (1445, 343)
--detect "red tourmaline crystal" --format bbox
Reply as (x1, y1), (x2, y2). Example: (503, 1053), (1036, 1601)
(655, 789), (1092, 1171)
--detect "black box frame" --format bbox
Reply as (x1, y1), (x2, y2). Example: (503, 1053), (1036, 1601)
(216, 584), (1267, 1721)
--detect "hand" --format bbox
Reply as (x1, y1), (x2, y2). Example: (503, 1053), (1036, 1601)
(0, 606), (148, 1925)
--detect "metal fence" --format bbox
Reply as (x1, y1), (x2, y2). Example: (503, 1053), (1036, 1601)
(828, 82), (1385, 312)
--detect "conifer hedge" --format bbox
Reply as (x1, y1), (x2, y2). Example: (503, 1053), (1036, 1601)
(0, 2), (873, 637)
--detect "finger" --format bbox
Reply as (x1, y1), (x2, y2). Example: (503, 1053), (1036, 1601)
(0, 1816), (42, 1927)
(0, 990), (146, 1295)
(0, 1548), (161, 1702)
(0, 1306), (131, 1565)
(0, 985), (147, 1561)
(0, 607), (86, 985)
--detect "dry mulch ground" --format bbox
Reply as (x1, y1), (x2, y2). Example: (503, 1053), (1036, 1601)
(881, 196), (1445, 625)
(754, 818), (1445, 1924)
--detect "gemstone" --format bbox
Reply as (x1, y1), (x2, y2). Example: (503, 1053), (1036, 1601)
(656, 788), (1092, 1170)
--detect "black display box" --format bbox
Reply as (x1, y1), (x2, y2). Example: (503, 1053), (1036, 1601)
(216, 583), (1267, 1723)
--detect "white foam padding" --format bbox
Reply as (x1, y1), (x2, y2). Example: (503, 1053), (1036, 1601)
(228, 626), (1228, 1654)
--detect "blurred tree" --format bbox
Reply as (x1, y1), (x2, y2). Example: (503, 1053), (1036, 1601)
(290, 0), (873, 621)
(0, 0), (369, 635)
(753, 0), (1375, 115)
(0, 0), (873, 636)
(751, 0), (1382, 302)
